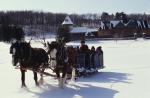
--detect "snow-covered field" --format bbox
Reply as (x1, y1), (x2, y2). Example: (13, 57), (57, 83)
(0, 38), (150, 98)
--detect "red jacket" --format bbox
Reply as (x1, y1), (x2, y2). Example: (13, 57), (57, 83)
(80, 45), (88, 53)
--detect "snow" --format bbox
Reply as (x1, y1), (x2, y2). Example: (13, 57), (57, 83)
(70, 27), (98, 34)
(87, 28), (98, 32)
(1, 38), (150, 98)
(137, 21), (142, 27)
(70, 27), (87, 33)
(100, 21), (105, 29)
(110, 21), (120, 28)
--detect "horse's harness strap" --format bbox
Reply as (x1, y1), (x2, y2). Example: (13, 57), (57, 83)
(50, 58), (56, 60)
(25, 47), (32, 63)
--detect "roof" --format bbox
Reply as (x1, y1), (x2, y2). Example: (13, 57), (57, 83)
(110, 20), (120, 27)
(126, 20), (138, 28)
(87, 28), (98, 32)
(115, 21), (125, 28)
(100, 19), (150, 30)
(70, 27), (87, 33)
(137, 21), (142, 27)
(62, 16), (73, 25)
(101, 20), (121, 29)
(100, 21), (105, 29)
(70, 27), (98, 34)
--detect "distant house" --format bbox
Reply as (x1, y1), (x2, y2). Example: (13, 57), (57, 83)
(98, 19), (150, 38)
(126, 20), (138, 28)
(110, 20), (120, 29)
(69, 27), (87, 41)
(61, 16), (98, 41)
(115, 21), (124, 29)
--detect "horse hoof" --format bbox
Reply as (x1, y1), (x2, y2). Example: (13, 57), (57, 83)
(39, 79), (44, 85)
(21, 84), (27, 88)
(36, 82), (40, 86)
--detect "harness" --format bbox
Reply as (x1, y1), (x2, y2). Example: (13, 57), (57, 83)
(49, 48), (57, 60)
(50, 58), (56, 60)
(48, 48), (57, 70)
(56, 44), (68, 68)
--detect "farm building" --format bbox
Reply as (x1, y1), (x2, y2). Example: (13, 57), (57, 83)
(98, 19), (150, 38)
(61, 16), (98, 41)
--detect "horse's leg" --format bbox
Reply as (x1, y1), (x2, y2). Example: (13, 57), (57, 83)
(39, 68), (45, 85)
(33, 71), (39, 86)
(60, 67), (67, 88)
(55, 68), (60, 78)
(71, 66), (76, 83)
(20, 69), (26, 87)
(55, 68), (63, 87)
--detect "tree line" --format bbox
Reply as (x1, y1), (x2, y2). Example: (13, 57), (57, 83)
(0, 24), (24, 42)
(0, 11), (150, 42)
(0, 11), (150, 27)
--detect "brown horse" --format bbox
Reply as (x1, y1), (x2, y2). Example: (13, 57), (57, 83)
(66, 46), (77, 82)
(47, 41), (68, 88)
(10, 41), (49, 87)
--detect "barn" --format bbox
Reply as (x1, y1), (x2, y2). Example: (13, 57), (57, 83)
(62, 16), (98, 41)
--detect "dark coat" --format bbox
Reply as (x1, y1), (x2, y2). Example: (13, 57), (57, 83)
(79, 45), (89, 53)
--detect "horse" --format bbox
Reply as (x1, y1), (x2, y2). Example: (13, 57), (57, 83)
(10, 41), (49, 87)
(47, 41), (69, 88)
(66, 46), (77, 81)
(47, 41), (58, 71)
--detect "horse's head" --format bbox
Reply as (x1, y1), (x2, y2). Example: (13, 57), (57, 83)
(67, 46), (77, 60)
(47, 41), (59, 59)
(10, 41), (31, 66)
(19, 42), (31, 59)
(65, 46), (77, 68)
(47, 41), (59, 52)
(10, 41), (21, 66)
(10, 42), (17, 55)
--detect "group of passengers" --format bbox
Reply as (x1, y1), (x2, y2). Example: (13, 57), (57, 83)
(76, 40), (104, 75)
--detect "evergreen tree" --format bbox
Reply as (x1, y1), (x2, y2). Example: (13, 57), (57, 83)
(101, 12), (109, 21)
(12, 26), (25, 41)
(115, 12), (128, 23)
(0, 25), (24, 42)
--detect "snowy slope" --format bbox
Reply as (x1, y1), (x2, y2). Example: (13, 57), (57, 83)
(0, 38), (150, 98)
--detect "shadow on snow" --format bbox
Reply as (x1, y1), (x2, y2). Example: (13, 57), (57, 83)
(79, 71), (132, 84)
(23, 71), (131, 98)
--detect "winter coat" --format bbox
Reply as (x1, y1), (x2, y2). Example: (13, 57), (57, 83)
(94, 52), (104, 69)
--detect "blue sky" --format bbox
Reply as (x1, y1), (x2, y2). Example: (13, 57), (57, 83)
(0, 0), (149, 14)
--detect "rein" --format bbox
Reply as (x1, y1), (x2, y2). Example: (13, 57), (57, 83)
(58, 44), (64, 61)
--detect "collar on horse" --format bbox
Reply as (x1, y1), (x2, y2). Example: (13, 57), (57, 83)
(50, 58), (56, 60)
